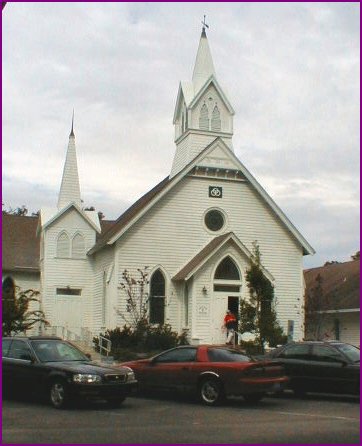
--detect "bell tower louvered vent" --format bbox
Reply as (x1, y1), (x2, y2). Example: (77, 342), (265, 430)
(199, 103), (209, 130)
(211, 105), (221, 131)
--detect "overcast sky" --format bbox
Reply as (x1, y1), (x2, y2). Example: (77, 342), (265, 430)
(2, 2), (360, 269)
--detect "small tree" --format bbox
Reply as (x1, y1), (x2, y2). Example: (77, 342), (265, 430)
(2, 277), (48, 336)
(351, 251), (360, 261)
(239, 242), (286, 353)
(304, 273), (330, 340)
(116, 267), (149, 329)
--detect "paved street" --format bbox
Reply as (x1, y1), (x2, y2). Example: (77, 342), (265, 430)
(2, 393), (360, 444)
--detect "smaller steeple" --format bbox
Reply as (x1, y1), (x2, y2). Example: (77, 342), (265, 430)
(57, 112), (82, 210)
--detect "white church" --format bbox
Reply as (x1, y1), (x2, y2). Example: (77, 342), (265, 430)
(4, 26), (315, 345)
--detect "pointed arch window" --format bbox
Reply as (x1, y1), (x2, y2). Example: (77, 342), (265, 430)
(72, 233), (85, 258)
(211, 105), (221, 131)
(214, 256), (241, 292)
(199, 103), (209, 130)
(149, 269), (165, 324)
(57, 232), (70, 258)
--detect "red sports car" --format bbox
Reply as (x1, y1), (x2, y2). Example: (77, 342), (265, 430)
(119, 345), (288, 406)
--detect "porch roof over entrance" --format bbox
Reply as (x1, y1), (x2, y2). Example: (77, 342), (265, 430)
(172, 232), (274, 282)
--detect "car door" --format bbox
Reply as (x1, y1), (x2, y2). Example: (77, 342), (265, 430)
(276, 344), (312, 389)
(3, 340), (37, 393)
(141, 347), (197, 391)
(308, 344), (354, 394)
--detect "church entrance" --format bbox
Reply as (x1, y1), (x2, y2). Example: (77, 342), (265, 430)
(211, 294), (240, 344)
(210, 256), (241, 344)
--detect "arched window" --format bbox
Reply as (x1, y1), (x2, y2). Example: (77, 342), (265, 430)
(2, 276), (15, 297)
(199, 103), (209, 130)
(72, 233), (85, 258)
(211, 105), (221, 131)
(57, 232), (70, 258)
(149, 269), (165, 324)
(214, 257), (241, 292)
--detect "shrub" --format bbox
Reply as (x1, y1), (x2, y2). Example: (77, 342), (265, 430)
(93, 321), (189, 360)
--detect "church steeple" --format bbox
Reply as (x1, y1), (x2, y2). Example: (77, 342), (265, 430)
(192, 24), (216, 94)
(170, 22), (235, 178)
(57, 113), (82, 210)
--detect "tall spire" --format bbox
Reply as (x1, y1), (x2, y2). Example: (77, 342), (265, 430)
(57, 113), (81, 210)
(70, 109), (75, 137)
(192, 19), (216, 94)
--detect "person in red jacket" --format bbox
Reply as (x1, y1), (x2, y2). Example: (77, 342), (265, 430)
(224, 310), (237, 345)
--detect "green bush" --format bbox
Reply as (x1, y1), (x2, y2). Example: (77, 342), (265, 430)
(93, 321), (189, 360)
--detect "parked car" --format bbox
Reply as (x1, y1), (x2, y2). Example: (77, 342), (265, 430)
(2, 336), (137, 409)
(265, 341), (360, 396)
(117, 345), (288, 406)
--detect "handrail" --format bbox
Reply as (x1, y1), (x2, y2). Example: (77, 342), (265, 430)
(98, 335), (111, 357)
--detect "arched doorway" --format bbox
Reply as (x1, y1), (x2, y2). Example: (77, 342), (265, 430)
(211, 256), (242, 344)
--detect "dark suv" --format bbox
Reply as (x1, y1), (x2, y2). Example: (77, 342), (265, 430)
(2, 336), (137, 408)
(266, 341), (360, 396)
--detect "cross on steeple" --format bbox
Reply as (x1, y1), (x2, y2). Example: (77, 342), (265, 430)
(201, 15), (209, 36)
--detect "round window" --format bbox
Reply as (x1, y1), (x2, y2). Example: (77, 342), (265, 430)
(205, 209), (225, 232)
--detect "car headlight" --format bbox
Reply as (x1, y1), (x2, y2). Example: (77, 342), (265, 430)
(73, 373), (102, 384)
(126, 370), (136, 381)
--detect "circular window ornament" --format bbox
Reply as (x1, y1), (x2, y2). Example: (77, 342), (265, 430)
(205, 209), (225, 232)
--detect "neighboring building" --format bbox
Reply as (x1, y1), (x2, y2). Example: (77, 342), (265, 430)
(2, 214), (40, 294)
(2, 27), (315, 343)
(304, 259), (360, 347)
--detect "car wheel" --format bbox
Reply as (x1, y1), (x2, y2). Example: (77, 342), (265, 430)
(243, 393), (264, 404)
(49, 379), (69, 409)
(199, 377), (225, 406)
(106, 396), (126, 408)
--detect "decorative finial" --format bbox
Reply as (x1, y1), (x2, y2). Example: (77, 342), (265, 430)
(201, 15), (209, 36)
(70, 109), (75, 137)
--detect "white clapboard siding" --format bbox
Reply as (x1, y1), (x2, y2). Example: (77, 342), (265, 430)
(112, 174), (306, 340)
(41, 209), (98, 334)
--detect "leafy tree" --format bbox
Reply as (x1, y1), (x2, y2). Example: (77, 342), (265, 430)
(84, 206), (105, 220)
(351, 251), (360, 260)
(324, 260), (341, 266)
(2, 204), (28, 216)
(2, 277), (48, 336)
(239, 242), (286, 353)
(116, 267), (150, 329)
(304, 273), (330, 340)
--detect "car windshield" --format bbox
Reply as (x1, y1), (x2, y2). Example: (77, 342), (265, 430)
(336, 343), (360, 363)
(208, 348), (251, 362)
(31, 340), (89, 362)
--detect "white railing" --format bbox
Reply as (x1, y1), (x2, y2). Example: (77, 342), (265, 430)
(98, 334), (112, 357)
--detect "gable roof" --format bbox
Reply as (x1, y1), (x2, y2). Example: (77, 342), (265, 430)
(88, 138), (314, 257)
(189, 75), (235, 115)
(173, 231), (274, 282)
(38, 202), (101, 234)
(173, 76), (234, 125)
(2, 214), (115, 273)
(2, 214), (40, 273)
(304, 260), (360, 311)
